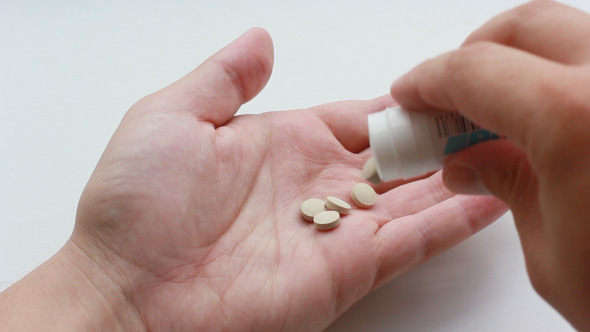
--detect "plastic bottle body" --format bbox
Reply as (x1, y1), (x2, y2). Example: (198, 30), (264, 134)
(368, 106), (499, 181)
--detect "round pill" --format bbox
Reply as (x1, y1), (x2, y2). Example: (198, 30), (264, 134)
(300, 198), (327, 222)
(362, 156), (381, 185)
(325, 196), (351, 214)
(313, 210), (341, 230)
(351, 183), (378, 208)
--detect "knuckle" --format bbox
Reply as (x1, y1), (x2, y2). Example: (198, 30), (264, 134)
(510, 0), (558, 22)
(445, 41), (495, 84)
(218, 60), (248, 103)
(491, 1), (572, 50)
(530, 68), (590, 165)
(528, 268), (553, 301)
(540, 72), (590, 121)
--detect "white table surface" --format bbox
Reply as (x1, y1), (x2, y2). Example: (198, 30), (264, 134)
(1, 1), (586, 331)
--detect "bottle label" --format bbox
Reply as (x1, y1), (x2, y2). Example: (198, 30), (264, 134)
(443, 129), (500, 154)
(433, 113), (500, 155)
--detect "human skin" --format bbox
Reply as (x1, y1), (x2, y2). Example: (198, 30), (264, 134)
(391, 1), (590, 330)
(0, 28), (507, 331)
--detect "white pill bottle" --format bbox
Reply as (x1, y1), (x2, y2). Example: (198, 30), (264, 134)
(368, 106), (499, 181)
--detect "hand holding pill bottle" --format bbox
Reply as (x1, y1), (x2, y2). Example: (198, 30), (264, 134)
(368, 106), (499, 181)
(390, 2), (590, 329)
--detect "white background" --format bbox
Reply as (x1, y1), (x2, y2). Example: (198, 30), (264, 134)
(1, 1), (587, 331)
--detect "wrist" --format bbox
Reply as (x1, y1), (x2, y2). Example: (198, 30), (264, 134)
(0, 236), (144, 332)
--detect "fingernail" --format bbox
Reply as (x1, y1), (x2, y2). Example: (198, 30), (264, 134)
(443, 165), (490, 195)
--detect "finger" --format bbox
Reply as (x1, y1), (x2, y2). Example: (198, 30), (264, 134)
(150, 28), (274, 127)
(391, 42), (568, 150)
(313, 94), (395, 153)
(463, 1), (590, 65)
(373, 194), (508, 288)
(372, 171), (456, 227)
(442, 139), (542, 248)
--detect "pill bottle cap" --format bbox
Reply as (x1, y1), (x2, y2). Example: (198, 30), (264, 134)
(368, 107), (426, 181)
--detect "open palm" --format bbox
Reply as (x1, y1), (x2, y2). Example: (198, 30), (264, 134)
(74, 28), (507, 331)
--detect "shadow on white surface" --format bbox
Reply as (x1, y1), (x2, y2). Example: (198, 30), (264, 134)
(328, 238), (493, 331)
(327, 213), (573, 332)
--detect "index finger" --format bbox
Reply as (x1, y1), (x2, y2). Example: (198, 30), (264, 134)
(390, 41), (570, 149)
(463, 1), (590, 65)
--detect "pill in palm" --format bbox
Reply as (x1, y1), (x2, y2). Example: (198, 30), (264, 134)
(325, 196), (351, 214)
(362, 156), (381, 185)
(300, 198), (327, 222)
(351, 183), (378, 208)
(313, 210), (341, 230)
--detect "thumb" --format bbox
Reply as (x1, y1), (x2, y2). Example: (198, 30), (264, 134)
(442, 140), (538, 208)
(150, 27), (274, 127)
(442, 135), (546, 269)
